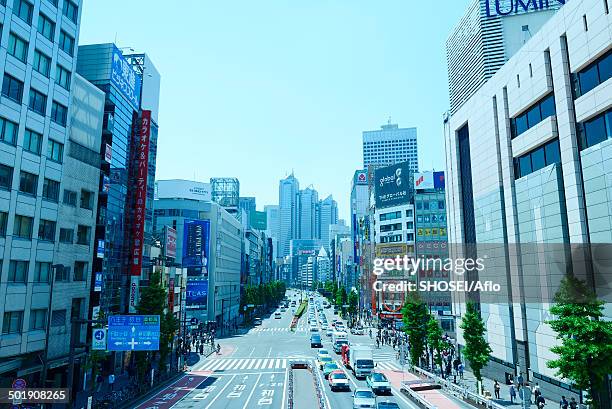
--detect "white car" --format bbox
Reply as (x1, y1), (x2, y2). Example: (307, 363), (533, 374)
(353, 388), (377, 409)
(366, 372), (391, 395)
(326, 329), (333, 337)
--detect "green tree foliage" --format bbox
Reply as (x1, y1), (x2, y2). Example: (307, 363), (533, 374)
(460, 302), (492, 393)
(401, 293), (429, 367)
(137, 272), (178, 375)
(426, 316), (444, 374)
(336, 287), (347, 310)
(348, 290), (359, 316)
(240, 281), (287, 318)
(546, 274), (612, 409)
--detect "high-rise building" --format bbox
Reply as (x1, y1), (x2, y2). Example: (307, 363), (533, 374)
(444, 0), (611, 402)
(211, 177), (239, 214)
(446, 0), (562, 115)
(77, 43), (161, 320)
(318, 195), (338, 251)
(298, 187), (318, 239)
(264, 205), (279, 239)
(279, 174), (299, 257)
(362, 122), (418, 171)
(0, 0), (98, 388)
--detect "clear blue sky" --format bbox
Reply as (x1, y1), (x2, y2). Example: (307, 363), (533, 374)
(79, 0), (470, 220)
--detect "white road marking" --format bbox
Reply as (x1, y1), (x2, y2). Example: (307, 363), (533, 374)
(204, 374), (236, 409)
(241, 373), (263, 409)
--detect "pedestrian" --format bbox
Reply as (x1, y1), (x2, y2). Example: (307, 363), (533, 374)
(536, 395), (546, 408)
(569, 397), (577, 409)
(559, 396), (568, 409)
(517, 373), (524, 391)
(521, 383), (532, 406)
(510, 384), (517, 403)
(534, 383), (541, 401)
(494, 380), (501, 399)
(108, 373), (115, 392)
(458, 362), (464, 379)
(95, 373), (103, 393)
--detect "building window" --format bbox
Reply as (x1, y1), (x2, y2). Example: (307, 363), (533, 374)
(13, 215), (33, 239)
(62, 0), (78, 22)
(438, 200), (445, 210)
(73, 261), (87, 281)
(76, 225), (90, 245)
(51, 101), (67, 126)
(38, 219), (56, 241)
(55, 65), (71, 90)
(55, 265), (68, 282)
(42, 178), (59, 202)
(24, 129), (42, 154)
(47, 0), (58, 6)
(8, 260), (28, 282)
(47, 139), (64, 162)
(63, 189), (77, 206)
(13, 0), (33, 24)
(2, 74), (24, 103)
(58, 30), (74, 56)
(511, 94), (556, 139)
(423, 201), (430, 210)
(406, 209), (413, 217)
(406, 233), (414, 241)
(28, 88), (47, 115)
(0, 164), (13, 190)
(51, 309), (66, 327)
(577, 108), (612, 150)
(406, 222), (413, 229)
(514, 139), (562, 179)
(80, 189), (93, 210)
(0, 117), (18, 145)
(19, 171), (38, 195)
(0, 211), (7, 237)
(37, 13), (55, 41)
(458, 124), (476, 244)
(29, 309), (47, 330)
(34, 262), (51, 283)
(33, 50), (51, 77)
(59, 228), (73, 243)
(2, 311), (23, 334)
(8, 33), (28, 62)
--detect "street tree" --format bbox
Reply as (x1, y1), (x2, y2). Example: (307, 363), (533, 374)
(460, 302), (492, 394)
(547, 273), (612, 409)
(401, 292), (429, 367)
(426, 316), (444, 375)
(336, 287), (347, 312)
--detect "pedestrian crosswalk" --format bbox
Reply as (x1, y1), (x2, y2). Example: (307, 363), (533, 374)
(372, 350), (397, 363)
(199, 358), (289, 372)
(376, 361), (404, 371)
(251, 327), (306, 332)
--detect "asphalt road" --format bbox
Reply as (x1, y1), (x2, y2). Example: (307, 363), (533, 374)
(132, 290), (436, 409)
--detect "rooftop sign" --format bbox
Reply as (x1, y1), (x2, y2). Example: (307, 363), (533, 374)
(484, 0), (565, 18)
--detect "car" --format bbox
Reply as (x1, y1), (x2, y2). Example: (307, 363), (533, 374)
(317, 355), (333, 369)
(326, 329), (333, 337)
(377, 402), (400, 409)
(366, 372), (391, 395)
(253, 318), (262, 326)
(323, 362), (340, 379)
(310, 326), (319, 333)
(351, 328), (365, 335)
(328, 370), (350, 391)
(310, 333), (322, 347)
(352, 388), (377, 409)
(274, 312), (281, 319)
(317, 349), (330, 360)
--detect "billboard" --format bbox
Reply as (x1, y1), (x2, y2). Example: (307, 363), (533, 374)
(354, 170), (367, 185)
(414, 172), (434, 190)
(183, 219), (210, 277)
(374, 161), (413, 209)
(130, 110), (152, 277)
(165, 226), (177, 258)
(433, 171), (445, 189)
(186, 280), (208, 307)
(111, 44), (141, 110)
(155, 179), (212, 201)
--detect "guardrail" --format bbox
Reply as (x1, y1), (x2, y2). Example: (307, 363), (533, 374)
(410, 365), (506, 409)
(287, 359), (329, 409)
(400, 380), (438, 409)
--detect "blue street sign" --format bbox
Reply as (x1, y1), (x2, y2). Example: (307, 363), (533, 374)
(107, 315), (160, 351)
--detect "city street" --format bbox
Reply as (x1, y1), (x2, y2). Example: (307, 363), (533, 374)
(133, 290), (473, 409)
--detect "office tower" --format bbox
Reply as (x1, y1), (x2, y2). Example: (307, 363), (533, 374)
(264, 204), (279, 239)
(444, 0), (611, 402)
(362, 122), (418, 171)
(279, 174), (299, 257)
(0, 0), (96, 388)
(211, 177), (240, 214)
(318, 195), (338, 251)
(446, 0), (562, 114)
(77, 43), (161, 318)
(298, 187), (318, 239)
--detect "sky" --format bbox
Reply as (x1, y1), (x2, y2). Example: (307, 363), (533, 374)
(79, 0), (471, 221)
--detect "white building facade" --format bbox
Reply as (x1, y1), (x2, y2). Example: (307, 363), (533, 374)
(362, 123), (418, 171)
(445, 0), (612, 401)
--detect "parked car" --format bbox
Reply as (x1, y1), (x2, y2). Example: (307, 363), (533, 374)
(352, 388), (377, 409)
(366, 372), (391, 395)
(329, 370), (350, 391)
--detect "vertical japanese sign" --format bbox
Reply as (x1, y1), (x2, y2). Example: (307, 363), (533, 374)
(165, 226), (177, 258)
(168, 278), (175, 310)
(129, 110), (151, 312)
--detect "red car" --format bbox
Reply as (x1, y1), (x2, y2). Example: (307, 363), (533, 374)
(328, 370), (350, 391)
